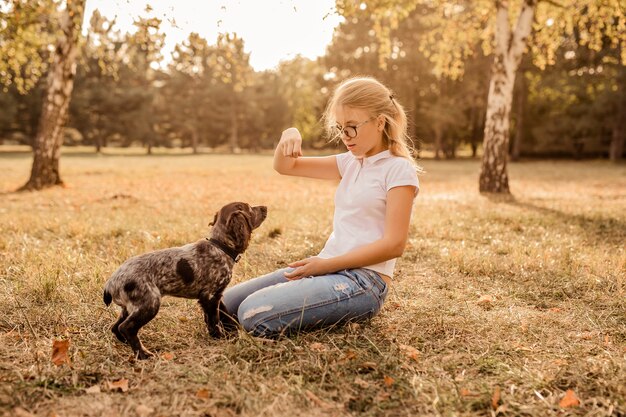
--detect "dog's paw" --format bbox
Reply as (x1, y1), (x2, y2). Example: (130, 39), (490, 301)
(136, 349), (155, 360)
(208, 326), (225, 339)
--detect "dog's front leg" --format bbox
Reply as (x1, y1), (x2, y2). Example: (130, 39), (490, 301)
(199, 291), (224, 338)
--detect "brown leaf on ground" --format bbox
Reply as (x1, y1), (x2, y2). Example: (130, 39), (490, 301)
(11, 407), (35, 417)
(305, 390), (335, 410)
(399, 344), (420, 361)
(135, 404), (154, 417)
(341, 349), (357, 362)
(107, 378), (129, 393)
(477, 295), (494, 308)
(309, 342), (326, 352)
(354, 377), (370, 389)
(51, 339), (70, 366)
(491, 386), (501, 409)
(383, 375), (394, 387)
(559, 389), (580, 408)
(196, 389), (210, 399)
(358, 361), (377, 372)
(84, 385), (101, 394)
(460, 388), (478, 397)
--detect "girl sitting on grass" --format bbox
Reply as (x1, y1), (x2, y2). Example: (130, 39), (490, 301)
(221, 76), (420, 337)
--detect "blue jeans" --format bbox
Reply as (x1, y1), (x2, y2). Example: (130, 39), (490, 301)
(221, 268), (388, 338)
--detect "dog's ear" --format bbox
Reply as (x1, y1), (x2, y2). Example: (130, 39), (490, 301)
(227, 210), (253, 230)
(208, 212), (218, 227)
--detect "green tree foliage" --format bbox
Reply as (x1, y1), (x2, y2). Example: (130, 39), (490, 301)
(1, 1), (623, 165)
(337, 0), (626, 193)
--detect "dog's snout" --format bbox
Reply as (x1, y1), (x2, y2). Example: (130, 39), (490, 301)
(253, 206), (268, 227)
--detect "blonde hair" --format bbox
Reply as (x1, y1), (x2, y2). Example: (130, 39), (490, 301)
(324, 76), (421, 171)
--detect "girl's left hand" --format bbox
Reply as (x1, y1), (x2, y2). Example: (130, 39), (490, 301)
(284, 257), (331, 280)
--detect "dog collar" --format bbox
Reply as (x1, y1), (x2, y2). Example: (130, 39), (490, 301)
(207, 238), (242, 263)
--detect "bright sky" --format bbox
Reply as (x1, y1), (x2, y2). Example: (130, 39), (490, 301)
(83, 0), (344, 71)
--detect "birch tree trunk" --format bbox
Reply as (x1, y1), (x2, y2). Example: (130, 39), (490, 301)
(511, 72), (527, 161)
(479, 0), (535, 193)
(20, 0), (86, 191)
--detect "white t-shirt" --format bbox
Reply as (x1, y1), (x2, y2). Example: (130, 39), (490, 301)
(317, 150), (419, 278)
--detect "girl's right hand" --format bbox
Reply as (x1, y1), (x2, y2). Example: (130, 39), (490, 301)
(279, 127), (303, 158)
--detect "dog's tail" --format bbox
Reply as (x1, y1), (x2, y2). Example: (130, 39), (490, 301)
(103, 289), (112, 306)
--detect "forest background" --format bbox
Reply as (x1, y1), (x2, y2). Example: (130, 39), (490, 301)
(1, 0), (624, 162)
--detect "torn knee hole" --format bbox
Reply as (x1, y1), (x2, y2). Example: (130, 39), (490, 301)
(241, 305), (273, 321)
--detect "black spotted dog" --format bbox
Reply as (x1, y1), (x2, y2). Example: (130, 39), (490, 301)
(103, 202), (267, 359)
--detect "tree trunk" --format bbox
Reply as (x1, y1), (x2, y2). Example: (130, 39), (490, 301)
(511, 71), (527, 161)
(470, 105), (483, 158)
(479, 0), (535, 193)
(191, 126), (199, 154)
(19, 0), (86, 191)
(434, 123), (443, 159)
(610, 64), (625, 161)
(229, 99), (239, 152)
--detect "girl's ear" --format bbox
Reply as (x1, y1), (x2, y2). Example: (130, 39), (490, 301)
(377, 115), (385, 131)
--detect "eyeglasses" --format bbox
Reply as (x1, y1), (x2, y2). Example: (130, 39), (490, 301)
(334, 118), (373, 139)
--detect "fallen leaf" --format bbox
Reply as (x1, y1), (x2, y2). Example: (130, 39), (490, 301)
(491, 386), (501, 410)
(51, 339), (70, 366)
(135, 404), (154, 417)
(354, 377), (370, 389)
(161, 352), (174, 361)
(107, 378), (129, 393)
(309, 342), (326, 352)
(341, 349), (357, 361)
(11, 407), (35, 417)
(358, 361), (377, 372)
(196, 389), (210, 399)
(375, 391), (391, 402)
(85, 385), (101, 394)
(304, 390), (334, 410)
(514, 344), (533, 352)
(460, 388), (478, 397)
(399, 344), (420, 361)
(559, 389), (580, 408)
(383, 375), (394, 387)
(477, 294), (494, 308)
(347, 322), (361, 331)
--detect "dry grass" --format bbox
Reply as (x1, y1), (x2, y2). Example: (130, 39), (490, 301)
(0, 148), (624, 417)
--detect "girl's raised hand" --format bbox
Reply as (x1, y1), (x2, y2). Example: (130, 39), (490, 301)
(279, 127), (303, 158)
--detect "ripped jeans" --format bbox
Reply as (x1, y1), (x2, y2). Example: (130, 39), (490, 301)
(221, 268), (388, 338)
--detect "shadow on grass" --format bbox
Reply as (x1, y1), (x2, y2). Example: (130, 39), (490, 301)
(483, 193), (625, 246)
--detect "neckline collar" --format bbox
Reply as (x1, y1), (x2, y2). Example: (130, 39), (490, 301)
(355, 149), (392, 166)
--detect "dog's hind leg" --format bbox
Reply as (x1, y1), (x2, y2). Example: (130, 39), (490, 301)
(218, 300), (239, 332)
(118, 298), (160, 360)
(199, 290), (225, 338)
(111, 307), (129, 344)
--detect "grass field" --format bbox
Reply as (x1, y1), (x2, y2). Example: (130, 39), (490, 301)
(0, 148), (624, 417)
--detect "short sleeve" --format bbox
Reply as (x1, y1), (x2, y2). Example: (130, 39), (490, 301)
(385, 158), (420, 196)
(335, 152), (352, 178)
